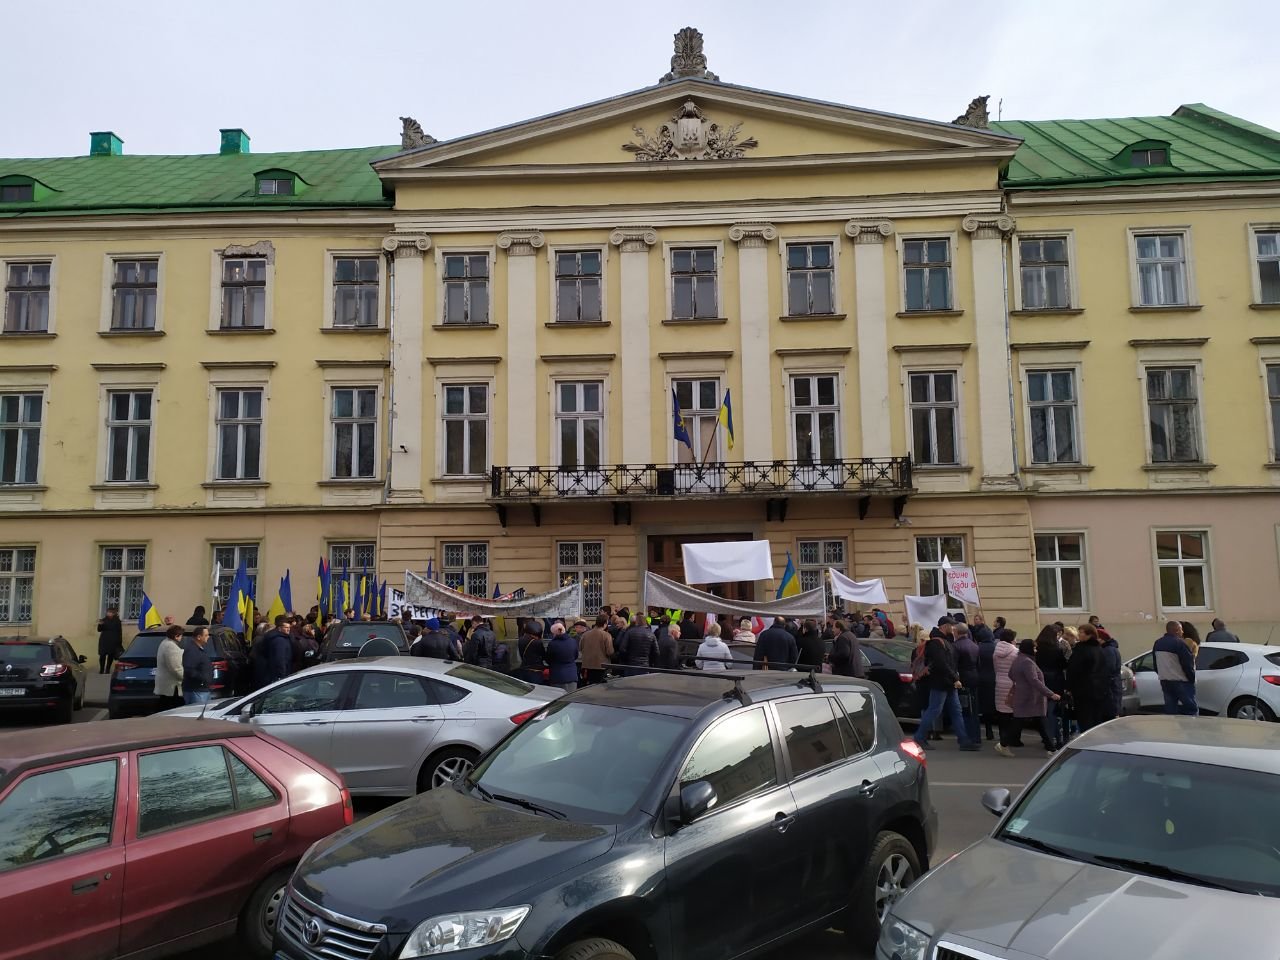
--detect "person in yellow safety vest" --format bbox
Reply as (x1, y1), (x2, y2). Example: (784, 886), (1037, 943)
(666, 609), (682, 624)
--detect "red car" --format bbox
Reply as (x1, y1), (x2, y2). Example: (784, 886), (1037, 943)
(0, 717), (352, 960)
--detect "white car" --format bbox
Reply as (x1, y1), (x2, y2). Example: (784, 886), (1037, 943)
(1125, 642), (1280, 721)
(160, 657), (561, 794)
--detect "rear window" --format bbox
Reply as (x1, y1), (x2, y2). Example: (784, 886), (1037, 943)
(865, 640), (914, 663)
(445, 664), (533, 696)
(121, 634), (164, 659)
(1266, 654), (1280, 668)
(331, 624), (406, 649)
(0, 644), (52, 664)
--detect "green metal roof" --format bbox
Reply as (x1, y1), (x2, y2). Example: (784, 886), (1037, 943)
(992, 104), (1280, 189)
(0, 145), (399, 218)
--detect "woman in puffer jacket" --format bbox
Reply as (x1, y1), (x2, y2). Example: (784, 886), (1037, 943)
(992, 628), (1020, 744)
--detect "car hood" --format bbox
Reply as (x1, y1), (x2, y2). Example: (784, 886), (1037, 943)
(293, 785), (615, 931)
(156, 700), (236, 718)
(896, 838), (1276, 959)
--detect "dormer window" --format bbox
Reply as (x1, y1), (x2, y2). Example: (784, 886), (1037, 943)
(256, 177), (294, 196)
(0, 182), (33, 203)
(1131, 148), (1168, 167)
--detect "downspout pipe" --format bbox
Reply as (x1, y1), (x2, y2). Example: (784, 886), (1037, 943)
(383, 247), (396, 504)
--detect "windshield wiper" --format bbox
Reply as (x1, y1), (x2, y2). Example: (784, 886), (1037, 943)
(1089, 855), (1254, 894)
(1000, 834), (1079, 860)
(487, 792), (568, 820)
(466, 779), (495, 801)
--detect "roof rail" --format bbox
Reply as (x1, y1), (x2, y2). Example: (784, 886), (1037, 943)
(796, 669), (824, 694)
(602, 662), (756, 704)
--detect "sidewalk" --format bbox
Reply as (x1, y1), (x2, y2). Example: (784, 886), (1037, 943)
(85, 671), (112, 708)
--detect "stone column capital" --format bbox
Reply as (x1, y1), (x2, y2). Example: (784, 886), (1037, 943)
(497, 230), (546, 257)
(728, 222), (777, 248)
(962, 214), (1016, 240)
(609, 227), (658, 253)
(381, 234), (432, 258)
(844, 219), (895, 244)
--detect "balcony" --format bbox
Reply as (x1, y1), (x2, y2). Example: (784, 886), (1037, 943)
(488, 458), (913, 525)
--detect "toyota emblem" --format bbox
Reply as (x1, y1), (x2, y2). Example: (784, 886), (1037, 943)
(303, 918), (324, 946)
(3, 664), (10, 673)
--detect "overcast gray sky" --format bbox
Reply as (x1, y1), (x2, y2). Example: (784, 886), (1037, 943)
(4, 0), (1278, 157)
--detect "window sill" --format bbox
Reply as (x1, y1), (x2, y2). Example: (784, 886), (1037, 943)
(1128, 305), (1202, 313)
(1142, 462), (1216, 472)
(321, 326), (388, 334)
(433, 323), (499, 331)
(431, 475), (490, 484)
(896, 310), (964, 318)
(543, 320), (611, 328)
(1021, 464), (1095, 473)
(100, 329), (165, 338)
(1249, 303), (1280, 311)
(201, 481), (270, 489)
(0, 331), (56, 339)
(208, 327), (275, 335)
(1010, 308), (1085, 317)
(663, 317), (729, 325)
(1265, 463), (1280, 470)
(0, 484), (48, 492)
(90, 482), (159, 490)
(317, 478), (382, 488)
(779, 313), (847, 322)
(913, 464), (973, 473)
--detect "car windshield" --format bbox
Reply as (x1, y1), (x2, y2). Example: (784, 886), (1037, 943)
(333, 624), (405, 648)
(445, 664), (533, 696)
(865, 640), (914, 663)
(998, 749), (1280, 897)
(469, 701), (686, 822)
(0, 644), (51, 663)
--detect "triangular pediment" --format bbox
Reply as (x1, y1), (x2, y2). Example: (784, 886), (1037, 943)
(375, 80), (1019, 176)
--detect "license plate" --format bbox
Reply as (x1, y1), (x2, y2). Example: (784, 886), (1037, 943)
(148, 668), (157, 677)
(0, 688), (25, 697)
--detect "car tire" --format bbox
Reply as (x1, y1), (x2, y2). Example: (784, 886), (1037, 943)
(107, 705), (123, 720)
(554, 938), (637, 960)
(1228, 696), (1277, 722)
(238, 867), (292, 959)
(845, 830), (921, 953)
(56, 696), (75, 724)
(74, 688), (84, 711)
(418, 746), (479, 793)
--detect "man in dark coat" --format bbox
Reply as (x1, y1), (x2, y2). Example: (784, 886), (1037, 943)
(829, 620), (863, 678)
(545, 623), (581, 692)
(1065, 624), (1113, 732)
(678, 611), (703, 643)
(913, 630), (977, 750)
(617, 613), (657, 675)
(464, 615), (497, 670)
(754, 618), (799, 671)
(975, 626), (998, 741)
(412, 617), (456, 660)
(182, 626), (215, 705)
(1099, 630), (1123, 720)
(796, 619), (826, 670)
(251, 616), (294, 690)
(96, 606), (123, 674)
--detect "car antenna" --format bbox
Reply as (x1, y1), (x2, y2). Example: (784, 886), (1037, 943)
(199, 697), (210, 720)
(797, 668), (824, 694)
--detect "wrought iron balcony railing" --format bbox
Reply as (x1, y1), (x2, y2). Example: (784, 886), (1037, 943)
(489, 457), (912, 501)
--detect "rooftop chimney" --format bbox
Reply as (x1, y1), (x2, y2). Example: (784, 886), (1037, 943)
(219, 128), (250, 155)
(90, 132), (123, 157)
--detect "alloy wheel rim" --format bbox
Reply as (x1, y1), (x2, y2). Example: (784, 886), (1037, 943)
(875, 853), (914, 922)
(1237, 702), (1266, 722)
(433, 756), (474, 788)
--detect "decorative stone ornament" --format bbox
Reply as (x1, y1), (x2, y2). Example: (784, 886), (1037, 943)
(609, 228), (659, 253)
(622, 100), (758, 162)
(728, 223), (777, 248)
(660, 27), (719, 83)
(962, 214), (1016, 240)
(953, 96), (991, 129)
(497, 231), (546, 257)
(381, 234), (433, 258)
(400, 117), (437, 150)
(845, 219), (896, 244)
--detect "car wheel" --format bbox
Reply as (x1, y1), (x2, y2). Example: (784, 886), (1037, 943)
(56, 696), (75, 724)
(107, 705), (123, 720)
(845, 830), (921, 953)
(1228, 696), (1276, 722)
(554, 938), (637, 960)
(74, 687), (84, 711)
(238, 867), (292, 959)
(419, 746), (479, 792)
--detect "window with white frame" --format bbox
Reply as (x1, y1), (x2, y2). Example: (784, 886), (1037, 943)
(442, 254), (489, 325)
(215, 388), (263, 481)
(214, 543), (259, 605)
(106, 390), (152, 483)
(256, 176), (294, 196)
(797, 539), (845, 608)
(1034, 533), (1086, 611)
(441, 383), (488, 476)
(555, 251), (602, 323)
(0, 393), (41, 485)
(558, 541), (604, 614)
(1256, 231), (1280, 304)
(672, 378), (721, 463)
(908, 371), (959, 466)
(3, 261), (50, 333)
(1145, 366), (1200, 463)
(902, 238), (952, 312)
(1027, 369), (1079, 464)
(785, 242), (834, 316)
(329, 542), (376, 608)
(331, 387), (377, 479)
(220, 258), (267, 328)
(0, 546), (36, 624)
(333, 257), (380, 327)
(110, 259), (159, 330)
(1155, 531), (1209, 609)
(790, 374), (840, 464)
(670, 247), (718, 320)
(1019, 237), (1070, 310)
(556, 381), (603, 470)
(442, 542), (487, 597)
(1267, 365), (1280, 460)
(100, 545), (146, 619)
(1134, 233), (1188, 306)
(914, 535), (966, 610)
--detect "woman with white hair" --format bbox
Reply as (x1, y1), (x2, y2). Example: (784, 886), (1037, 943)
(732, 618), (756, 642)
(695, 622), (734, 671)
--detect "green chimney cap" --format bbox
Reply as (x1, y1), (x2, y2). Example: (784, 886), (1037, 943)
(89, 132), (123, 157)
(219, 128), (251, 155)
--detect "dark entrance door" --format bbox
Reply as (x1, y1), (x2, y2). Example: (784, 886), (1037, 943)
(646, 533), (756, 603)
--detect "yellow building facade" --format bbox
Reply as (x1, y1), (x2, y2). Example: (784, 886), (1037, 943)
(2, 34), (1279, 653)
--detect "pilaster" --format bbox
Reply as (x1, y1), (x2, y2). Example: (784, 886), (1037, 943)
(729, 222), (776, 461)
(846, 219), (895, 459)
(383, 234), (431, 501)
(610, 227), (658, 463)
(499, 230), (544, 466)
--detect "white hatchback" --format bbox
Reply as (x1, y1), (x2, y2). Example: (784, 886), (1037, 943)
(159, 657), (562, 794)
(1125, 642), (1280, 721)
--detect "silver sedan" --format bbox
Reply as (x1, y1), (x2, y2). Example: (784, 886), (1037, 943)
(159, 657), (561, 795)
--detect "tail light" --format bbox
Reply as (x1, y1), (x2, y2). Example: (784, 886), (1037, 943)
(898, 672), (915, 684)
(39, 663), (69, 678)
(113, 661), (136, 673)
(340, 787), (354, 826)
(509, 708), (542, 725)
(211, 659), (228, 677)
(1262, 675), (1280, 686)
(900, 738), (928, 767)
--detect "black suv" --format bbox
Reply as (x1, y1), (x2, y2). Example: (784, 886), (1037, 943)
(107, 627), (250, 718)
(319, 621), (409, 661)
(279, 671), (936, 960)
(0, 636), (88, 723)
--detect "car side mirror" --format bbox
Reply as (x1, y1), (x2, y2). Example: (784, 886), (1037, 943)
(679, 780), (718, 823)
(981, 787), (1011, 817)
(78, 655), (87, 664)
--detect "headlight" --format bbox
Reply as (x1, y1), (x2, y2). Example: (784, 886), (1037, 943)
(877, 915), (930, 960)
(400, 906), (530, 957)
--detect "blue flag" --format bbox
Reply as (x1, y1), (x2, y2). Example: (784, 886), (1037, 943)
(672, 387), (694, 452)
(223, 561), (252, 634)
(493, 583), (502, 599)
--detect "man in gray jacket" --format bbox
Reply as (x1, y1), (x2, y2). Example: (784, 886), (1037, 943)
(1154, 621), (1197, 716)
(1204, 618), (1241, 644)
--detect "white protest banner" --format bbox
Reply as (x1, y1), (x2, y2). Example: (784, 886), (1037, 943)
(681, 540), (774, 584)
(904, 594), (947, 628)
(945, 566), (981, 607)
(828, 569), (888, 605)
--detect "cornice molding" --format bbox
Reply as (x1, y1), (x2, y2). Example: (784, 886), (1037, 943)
(426, 355), (503, 366)
(0, 364), (58, 373)
(540, 353), (617, 363)
(314, 359), (391, 368)
(89, 362), (166, 371)
(1010, 340), (1090, 351)
(892, 342), (972, 353)
(658, 350), (735, 360)
(774, 346), (852, 357)
(1127, 337), (1209, 348)
(200, 360), (278, 369)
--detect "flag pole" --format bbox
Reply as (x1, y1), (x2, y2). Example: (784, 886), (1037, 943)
(699, 418), (721, 465)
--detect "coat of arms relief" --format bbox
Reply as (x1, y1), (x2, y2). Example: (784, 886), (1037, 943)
(622, 100), (759, 162)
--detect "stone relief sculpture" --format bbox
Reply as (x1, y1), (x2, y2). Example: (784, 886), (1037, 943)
(660, 26), (719, 83)
(953, 96), (991, 129)
(400, 116), (437, 150)
(622, 99), (758, 161)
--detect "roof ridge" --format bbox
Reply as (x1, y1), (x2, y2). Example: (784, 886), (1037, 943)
(1174, 104), (1280, 149)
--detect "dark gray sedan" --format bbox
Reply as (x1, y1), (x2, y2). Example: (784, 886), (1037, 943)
(878, 715), (1280, 960)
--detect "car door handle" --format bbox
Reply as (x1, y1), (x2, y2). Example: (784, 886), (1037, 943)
(302, 720), (329, 726)
(773, 812), (796, 834)
(858, 780), (879, 799)
(411, 716), (438, 722)
(253, 828), (273, 843)
(71, 876), (100, 894)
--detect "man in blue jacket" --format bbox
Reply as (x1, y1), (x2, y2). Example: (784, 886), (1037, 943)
(252, 615), (294, 690)
(1154, 620), (1197, 716)
(546, 622), (580, 692)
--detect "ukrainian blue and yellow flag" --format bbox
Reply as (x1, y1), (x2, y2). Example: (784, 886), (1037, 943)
(718, 389), (735, 451)
(317, 558), (331, 616)
(137, 592), (164, 630)
(672, 387), (694, 453)
(266, 570), (293, 623)
(223, 561), (254, 634)
(776, 551), (801, 599)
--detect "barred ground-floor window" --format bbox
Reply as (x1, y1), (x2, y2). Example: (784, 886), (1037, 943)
(0, 546), (35, 624)
(558, 541), (605, 614)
